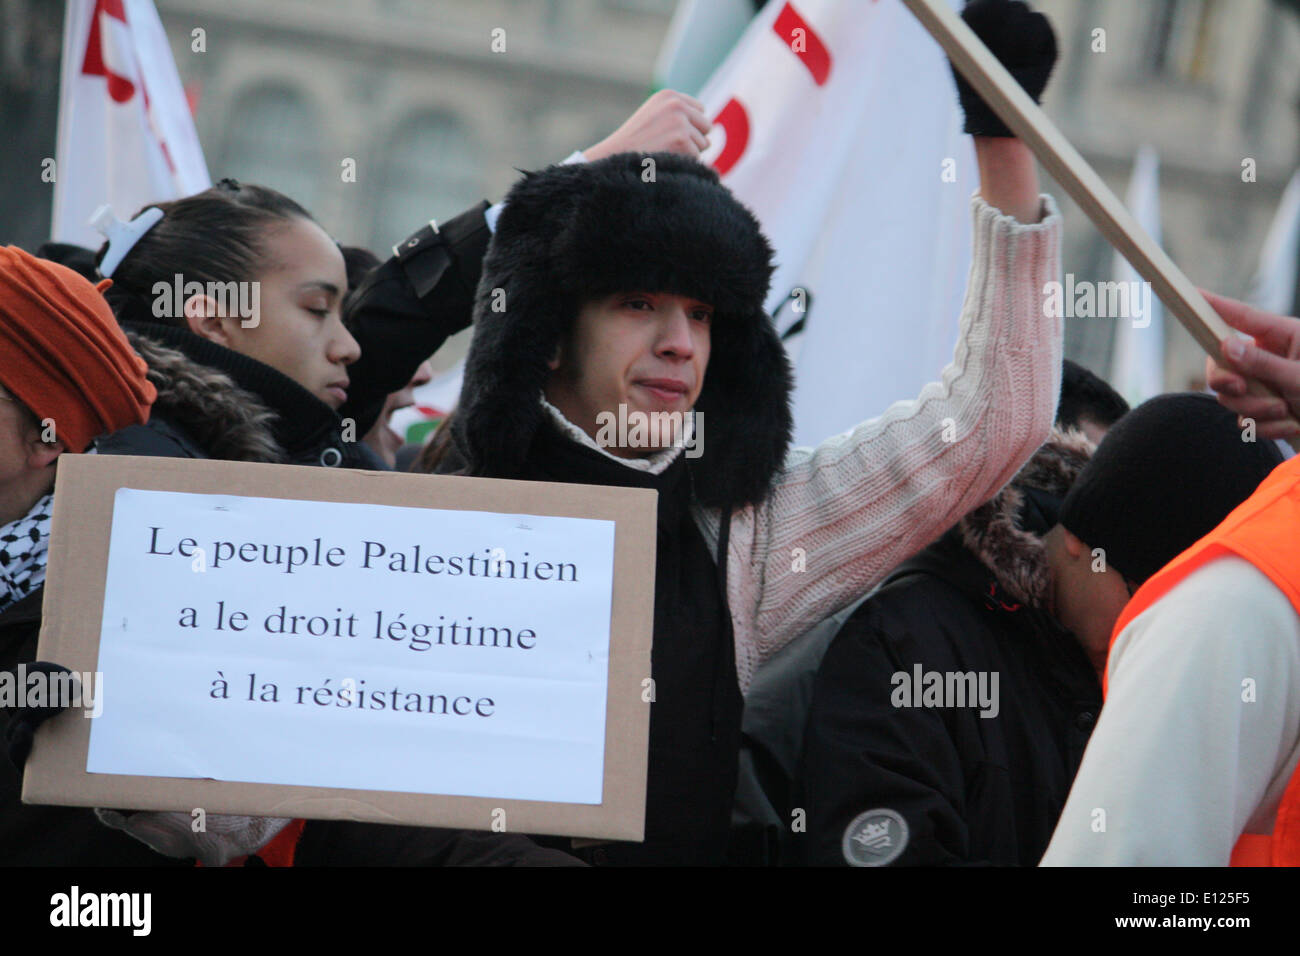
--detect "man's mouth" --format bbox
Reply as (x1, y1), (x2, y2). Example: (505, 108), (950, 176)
(326, 382), (349, 405)
(635, 379), (690, 403)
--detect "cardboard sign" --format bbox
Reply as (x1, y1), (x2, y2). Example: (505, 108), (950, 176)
(23, 454), (657, 842)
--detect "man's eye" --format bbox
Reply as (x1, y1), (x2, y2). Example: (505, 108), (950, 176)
(624, 298), (652, 311)
(306, 307), (329, 318)
(692, 310), (713, 324)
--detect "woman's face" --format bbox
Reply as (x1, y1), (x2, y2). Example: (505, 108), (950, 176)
(184, 217), (358, 409)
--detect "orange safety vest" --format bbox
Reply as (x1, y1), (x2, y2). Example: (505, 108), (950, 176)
(1107, 453), (1300, 866)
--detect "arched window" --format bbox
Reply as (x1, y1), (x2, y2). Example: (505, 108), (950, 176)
(370, 111), (483, 252)
(219, 84), (322, 211)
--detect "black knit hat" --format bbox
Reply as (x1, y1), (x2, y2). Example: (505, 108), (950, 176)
(453, 152), (793, 508)
(1058, 392), (1283, 583)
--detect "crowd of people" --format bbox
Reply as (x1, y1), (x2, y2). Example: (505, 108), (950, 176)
(3, 0), (1299, 867)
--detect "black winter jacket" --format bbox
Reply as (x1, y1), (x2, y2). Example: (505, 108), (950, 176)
(437, 422), (744, 866)
(793, 431), (1103, 866)
(101, 322), (388, 469)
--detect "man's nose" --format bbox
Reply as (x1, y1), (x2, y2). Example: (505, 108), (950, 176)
(411, 360), (434, 388)
(655, 306), (694, 357)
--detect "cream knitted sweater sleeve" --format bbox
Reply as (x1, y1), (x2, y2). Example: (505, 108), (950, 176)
(695, 192), (1064, 694)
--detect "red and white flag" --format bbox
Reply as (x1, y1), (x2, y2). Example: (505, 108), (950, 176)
(52, 0), (210, 248)
(695, 0), (975, 445)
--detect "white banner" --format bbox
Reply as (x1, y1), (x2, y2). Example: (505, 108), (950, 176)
(697, 0), (974, 446)
(53, 0), (210, 248)
(1249, 168), (1300, 315)
(1109, 145), (1165, 405)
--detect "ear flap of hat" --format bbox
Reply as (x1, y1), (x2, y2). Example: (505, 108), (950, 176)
(691, 308), (794, 508)
(454, 231), (570, 480)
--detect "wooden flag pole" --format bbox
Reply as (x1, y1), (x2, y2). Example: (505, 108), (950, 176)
(902, 0), (1285, 405)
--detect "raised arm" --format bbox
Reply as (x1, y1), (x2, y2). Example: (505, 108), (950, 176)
(720, 182), (1061, 670)
(707, 0), (1065, 688)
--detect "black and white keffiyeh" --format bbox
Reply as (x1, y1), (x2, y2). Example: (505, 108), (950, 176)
(0, 492), (52, 613)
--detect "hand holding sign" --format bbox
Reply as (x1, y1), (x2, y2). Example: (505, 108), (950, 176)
(3, 662), (75, 771)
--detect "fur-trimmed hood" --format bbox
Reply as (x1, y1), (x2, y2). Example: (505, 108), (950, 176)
(452, 152), (793, 508)
(954, 426), (1095, 608)
(109, 322), (383, 470)
(122, 330), (286, 464)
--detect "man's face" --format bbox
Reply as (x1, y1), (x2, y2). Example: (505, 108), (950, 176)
(1076, 415), (1110, 446)
(1047, 525), (1137, 677)
(544, 291), (712, 458)
(0, 387), (33, 484)
(363, 360), (434, 467)
(0, 384), (61, 503)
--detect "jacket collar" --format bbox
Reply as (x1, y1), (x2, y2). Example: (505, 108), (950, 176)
(122, 321), (370, 467)
(522, 420), (691, 535)
(538, 397), (687, 476)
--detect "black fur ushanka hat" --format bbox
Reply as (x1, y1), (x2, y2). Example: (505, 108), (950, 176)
(453, 152), (794, 508)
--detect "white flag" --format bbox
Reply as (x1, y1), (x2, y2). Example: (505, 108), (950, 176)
(1109, 146), (1164, 406)
(388, 360), (466, 445)
(695, 0), (975, 446)
(654, 0), (757, 96)
(53, 0), (210, 249)
(1248, 168), (1300, 315)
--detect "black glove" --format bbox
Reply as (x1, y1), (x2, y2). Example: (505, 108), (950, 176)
(2, 661), (73, 772)
(950, 0), (1058, 137)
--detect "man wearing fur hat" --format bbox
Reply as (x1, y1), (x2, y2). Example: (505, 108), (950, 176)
(426, 0), (1066, 864)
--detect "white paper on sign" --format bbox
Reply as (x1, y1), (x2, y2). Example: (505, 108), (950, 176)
(87, 489), (617, 804)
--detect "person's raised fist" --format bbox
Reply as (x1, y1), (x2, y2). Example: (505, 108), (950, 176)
(584, 89), (711, 161)
(951, 0), (1058, 138)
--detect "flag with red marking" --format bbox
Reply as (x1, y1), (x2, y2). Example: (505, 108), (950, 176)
(694, 0), (975, 446)
(53, 0), (210, 248)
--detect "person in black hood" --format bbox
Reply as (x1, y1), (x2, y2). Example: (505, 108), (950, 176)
(422, 0), (1069, 863)
(728, 359), (1130, 866)
(795, 428), (1100, 866)
(796, 394), (1284, 866)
